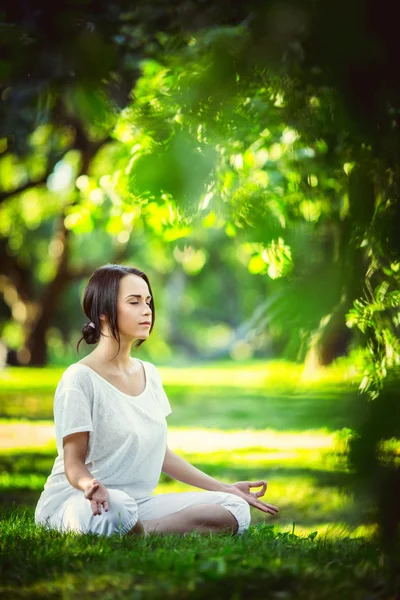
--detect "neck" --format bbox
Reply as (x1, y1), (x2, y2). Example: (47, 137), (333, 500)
(89, 332), (136, 372)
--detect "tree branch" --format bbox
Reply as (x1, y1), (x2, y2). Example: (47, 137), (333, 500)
(0, 164), (57, 206)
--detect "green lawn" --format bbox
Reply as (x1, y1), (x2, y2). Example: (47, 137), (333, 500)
(0, 359), (398, 598)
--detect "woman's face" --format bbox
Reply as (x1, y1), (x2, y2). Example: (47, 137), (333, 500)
(115, 274), (153, 340)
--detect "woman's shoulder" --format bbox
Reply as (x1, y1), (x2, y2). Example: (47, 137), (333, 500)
(55, 362), (95, 398)
(140, 359), (166, 388)
(139, 358), (155, 369)
(136, 358), (164, 385)
(140, 359), (161, 376)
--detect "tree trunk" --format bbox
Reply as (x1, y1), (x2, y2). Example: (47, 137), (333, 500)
(25, 224), (70, 366)
(24, 227), (131, 366)
(303, 171), (372, 370)
(15, 118), (115, 366)
(303, 302), (353, 374)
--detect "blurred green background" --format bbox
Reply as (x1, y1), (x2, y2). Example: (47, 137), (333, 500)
(1, 0), (399, 557)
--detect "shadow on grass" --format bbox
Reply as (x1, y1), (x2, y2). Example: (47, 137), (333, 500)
(0, 449), (360, 529)
(0, 386), (358, 431)
(0, 506), (395, 599)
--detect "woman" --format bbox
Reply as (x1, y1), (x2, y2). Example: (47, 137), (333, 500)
(34, 264), (279, 537)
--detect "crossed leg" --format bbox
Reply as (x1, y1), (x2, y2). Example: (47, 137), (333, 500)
(126, 489), (251, 538)
(41, 488), (250, 538)
(135, 503), (239, 537)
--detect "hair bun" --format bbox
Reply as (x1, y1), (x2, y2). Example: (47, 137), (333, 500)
(82, 322), (98, 344)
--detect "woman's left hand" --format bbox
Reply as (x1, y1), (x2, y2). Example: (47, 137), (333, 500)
(224, 480), (279, 515)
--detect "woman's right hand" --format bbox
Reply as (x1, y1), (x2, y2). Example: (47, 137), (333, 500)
(84, 480), (109, 516)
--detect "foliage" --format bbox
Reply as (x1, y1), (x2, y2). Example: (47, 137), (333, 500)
(114, 18), (400, 388)
(110, 8), (400, 561)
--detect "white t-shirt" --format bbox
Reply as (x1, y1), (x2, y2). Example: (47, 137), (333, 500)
(34, 359), (172, 523)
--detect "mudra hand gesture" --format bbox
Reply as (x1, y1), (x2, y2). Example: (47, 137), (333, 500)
(84, 480), (109, 516)
(226, 480), (279, 516)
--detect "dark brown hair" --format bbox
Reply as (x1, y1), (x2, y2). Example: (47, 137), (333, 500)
(76, 264), (155, 359)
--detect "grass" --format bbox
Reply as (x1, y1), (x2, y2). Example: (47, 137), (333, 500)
(0, 357), (399, 598)
(1, 509), (397, 600)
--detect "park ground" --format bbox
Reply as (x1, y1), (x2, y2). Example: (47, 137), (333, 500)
(0, 359), (398, 599)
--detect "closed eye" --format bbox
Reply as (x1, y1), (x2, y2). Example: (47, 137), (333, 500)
(130, 302), (152, 307)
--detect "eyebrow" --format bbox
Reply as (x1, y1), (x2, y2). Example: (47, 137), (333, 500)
(125, 294), (152, 300)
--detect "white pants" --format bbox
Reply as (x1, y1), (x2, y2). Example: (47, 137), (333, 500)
(37, 488), (251, 537)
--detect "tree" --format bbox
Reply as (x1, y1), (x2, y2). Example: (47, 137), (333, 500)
(0, 0), (264, 365)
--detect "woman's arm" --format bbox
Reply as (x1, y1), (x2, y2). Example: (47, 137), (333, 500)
(162, 446), (230, 493)
(64, 431), (97, 492)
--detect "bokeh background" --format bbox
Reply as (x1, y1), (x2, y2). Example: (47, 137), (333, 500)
(1, 0), (399, 565)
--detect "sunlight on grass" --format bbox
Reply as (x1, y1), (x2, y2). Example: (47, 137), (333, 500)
(0, 420), (56, 450)
(0, 358), (377, 543)
(0, 422), (357, 533)
(168, 427), (337, 451)
(273, 522), (378, 540)
(157, 359), (361, 388)
(152, 479), (363, 536)
(0, 367), (64, 392)
(0, 358), (362, 393)
(0, 472), (45, 490)
(0, 421), (341, 453)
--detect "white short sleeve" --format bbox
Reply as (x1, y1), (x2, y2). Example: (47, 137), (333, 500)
(151, 366), (172, 418)
(54, 387), (94, 443)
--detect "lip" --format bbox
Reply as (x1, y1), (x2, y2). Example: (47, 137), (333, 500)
(139, 322), (151, 326)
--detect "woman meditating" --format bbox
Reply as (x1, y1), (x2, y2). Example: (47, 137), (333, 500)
(34, 264), (279, 537)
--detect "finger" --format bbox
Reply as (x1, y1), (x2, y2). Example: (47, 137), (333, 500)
(247, 500), (275, 515)
(259, 500), (279, 512)
(91, 486), (101, 498)
(250, 481), (267, 496)
(92, 500), (99, 515)
(257, 504), (279, 515)
(91, 501), (98, 516)
(257, 481), (267, 497)
(251, 499), (279, 514)
(103, 501), (109, 512)
(85, 483), (99, 500)
(255, 497), (279, 510)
